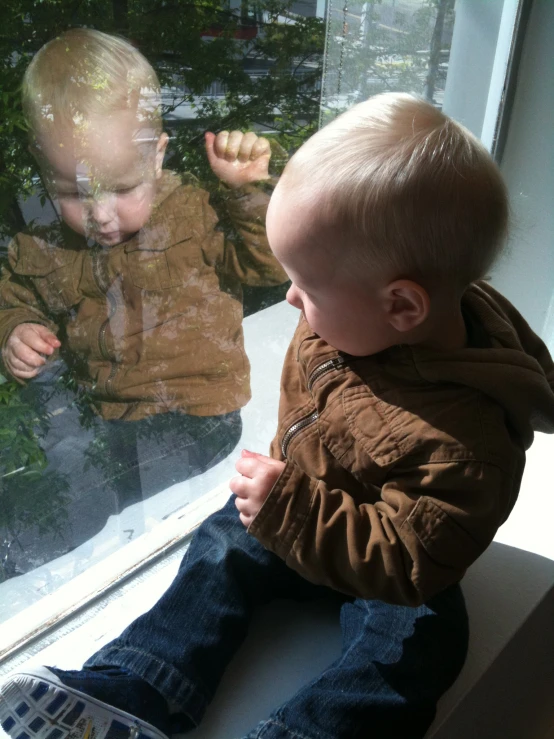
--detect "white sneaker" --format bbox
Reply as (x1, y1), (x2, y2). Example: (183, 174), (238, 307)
(0, 666), (169, 739)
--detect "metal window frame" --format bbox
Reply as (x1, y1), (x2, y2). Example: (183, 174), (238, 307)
(478, 0), (534, 162)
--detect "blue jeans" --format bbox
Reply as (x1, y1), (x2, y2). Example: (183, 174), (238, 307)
(85, 497), (469, 739)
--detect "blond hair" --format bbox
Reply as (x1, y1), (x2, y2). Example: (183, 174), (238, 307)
(22, 28), (162, 140)
(284, 93), (509, 292)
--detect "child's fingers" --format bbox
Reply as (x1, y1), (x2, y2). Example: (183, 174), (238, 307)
(229, 474), (250, 498)
(12, 340), (46, 368)
(32, 323), (61, 345)
(10, 367), (40, 379)
(237, 132), (259, 163)
(45, 334), (61, 348)
(6, 354), (41, 378)
(7, 353), (34, 371)
(234, 494), (257, 519)
(234, 496), (254, 527)
(223, 130), (244, 162)
(241, 450), (283, 470)
(241, 448), (270, 460)
(212, 130), (229, 159)
(22, 328), (58, 355)
(235, 456), (254, 477)
(235, 456), (270, 479)
(234, 495), (249, 513)
(204, 131), (219, 168)
(250, 136), (271, 162)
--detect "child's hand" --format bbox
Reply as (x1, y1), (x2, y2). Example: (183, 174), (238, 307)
(205, 131), (271, 189)
(3, 323), (60, 379)
(230, 449), (286, 527)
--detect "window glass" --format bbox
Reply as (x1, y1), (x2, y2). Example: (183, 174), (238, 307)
(321, 0), (455, 124)
(0, 0), (516, 648)
(0, 1), (324, 632)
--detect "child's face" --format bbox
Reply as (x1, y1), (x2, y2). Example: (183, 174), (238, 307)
(35, 111), (167, 247)
(267, 184), (394, 356)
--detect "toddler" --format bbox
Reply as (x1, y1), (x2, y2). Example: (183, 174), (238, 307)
(0, 29), (287, 510)
(1, 93), (554, 739)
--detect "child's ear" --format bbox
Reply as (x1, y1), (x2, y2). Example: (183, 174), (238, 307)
(155, 133), (169, 179)
(384, 280), (430, 333)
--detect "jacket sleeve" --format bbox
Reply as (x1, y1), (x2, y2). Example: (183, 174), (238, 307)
(199, 184), (288, 287)
(0, 237), (59, 376)
(248, 457), (514, 605)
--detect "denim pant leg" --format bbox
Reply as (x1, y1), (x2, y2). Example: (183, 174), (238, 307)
(84, 495), (322, 728)
(246, 585), (469, 739)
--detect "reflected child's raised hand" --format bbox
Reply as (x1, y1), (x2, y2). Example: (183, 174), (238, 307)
(205, 131), (271, 189)
(230, 449), (286, 527)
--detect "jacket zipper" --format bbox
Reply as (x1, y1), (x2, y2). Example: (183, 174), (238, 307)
(307, 356), (347, 391)
(92, 249), (118, 398)
(282, 355), (347, 458)
(281, 410), (319, 458)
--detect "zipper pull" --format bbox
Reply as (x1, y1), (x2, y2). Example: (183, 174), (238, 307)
(281, 410), (319, 459)
(307, 355), (347, 391)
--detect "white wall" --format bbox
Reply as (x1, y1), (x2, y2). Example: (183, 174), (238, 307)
(442, 0), (505, 136)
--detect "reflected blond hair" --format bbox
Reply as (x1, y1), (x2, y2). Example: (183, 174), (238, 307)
(284, 93), (509, 292)
(22, 28), (162, 139)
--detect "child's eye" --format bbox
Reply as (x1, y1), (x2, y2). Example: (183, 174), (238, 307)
(116, 186), (138, 195)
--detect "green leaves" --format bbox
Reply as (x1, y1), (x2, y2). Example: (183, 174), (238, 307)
(0, 380), (49, 472)
(0, 376), (71, 578)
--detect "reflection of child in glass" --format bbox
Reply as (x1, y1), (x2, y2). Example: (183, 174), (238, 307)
(2, 96), (554, 739)
(0, 29), (287, 500)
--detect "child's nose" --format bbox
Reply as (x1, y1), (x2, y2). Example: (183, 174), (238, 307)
(90, 195), (117, 225)
(286, 284), (303, 311)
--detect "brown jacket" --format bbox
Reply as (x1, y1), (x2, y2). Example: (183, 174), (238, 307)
(250, 282), (554, 605)
(0, 172), (287, 420)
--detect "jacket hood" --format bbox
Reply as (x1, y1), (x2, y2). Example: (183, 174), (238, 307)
(411, 281), (554, 449)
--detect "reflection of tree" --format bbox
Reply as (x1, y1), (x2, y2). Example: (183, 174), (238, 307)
(112, 0), (130, 34)
(321, 0), (455, 122)
(0, 378), (71, 582)
(0, 0), (325, 245)
(424, 0), (455, 103)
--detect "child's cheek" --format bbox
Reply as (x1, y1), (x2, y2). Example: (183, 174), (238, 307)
(121, 191), (154, 231)
(59, 200), (87, 235)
